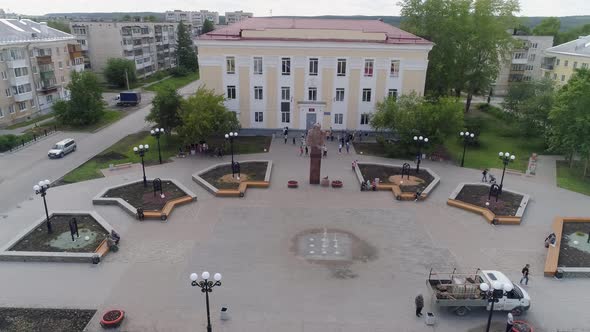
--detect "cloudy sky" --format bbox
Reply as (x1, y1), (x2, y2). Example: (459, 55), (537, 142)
(4, 0), (590, 17)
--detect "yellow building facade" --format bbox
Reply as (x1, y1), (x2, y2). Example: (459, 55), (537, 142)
(195, 18), (433, 131)
(541, 35), (590, 86)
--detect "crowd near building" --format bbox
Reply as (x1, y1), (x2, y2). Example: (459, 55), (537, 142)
(195, 18), (433, 131)
(0, 19), (83, 126)
(494, 31), (554, 96)
(541, 35), (590, 85)
(69, 21), (179, 78)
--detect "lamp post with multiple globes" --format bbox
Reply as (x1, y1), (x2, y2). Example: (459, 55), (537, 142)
(413, 135), (428, 173)
(190, 271), (222, 332)
(150, 128), (165, 164)
(133, 144), (149, 187)
(498, 151), (515, 193)
(459, 131), (476, 167)
(33, 179), (52, 233)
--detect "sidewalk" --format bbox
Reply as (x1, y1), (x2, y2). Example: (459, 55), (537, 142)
(0, 115), (55, 135)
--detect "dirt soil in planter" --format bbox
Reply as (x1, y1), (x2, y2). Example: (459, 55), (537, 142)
(103, 310), (122, 321)
(455, 184), (523, 216)
(9, 214), (108, 253)
(201, 162), (268, 189)
(0, 307), (96, 332)
(102, 180), (187, 210)
(558, 222), (590, 268)
(358, 164), (434, 193)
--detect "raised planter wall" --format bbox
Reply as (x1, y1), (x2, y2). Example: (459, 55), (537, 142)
(192, 160), (273, 197)
(354, 162), (440, 198)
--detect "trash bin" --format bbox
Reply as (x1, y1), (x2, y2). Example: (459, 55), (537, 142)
(220, 307), (229, 321)
(425, 312), (436, 326)
(555, 268), (564, 279)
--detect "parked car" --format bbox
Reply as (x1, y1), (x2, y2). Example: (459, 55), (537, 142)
(48, 138), (76, 159)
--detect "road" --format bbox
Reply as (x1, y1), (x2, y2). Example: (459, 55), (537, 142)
(0, 79), (202, 214)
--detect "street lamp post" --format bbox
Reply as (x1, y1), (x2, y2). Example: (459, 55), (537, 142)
(150, 128), (165, 164)
(480, 282), (514, 332)
(224, 132), (238, 177)
(33, 179), (52, 234)
(190, 271), (223, 332)
(498, 152), (515, 193)
(413, 135), (429, 173)
(459, 131), (476, 167)
(133, 144), (149, 187)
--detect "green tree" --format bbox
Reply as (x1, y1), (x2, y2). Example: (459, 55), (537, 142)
(122, 15), (132, 21)
(47, 20), (71, 33)
(532, 17), (561, 37)
(555, 24), (590, 45)
(202, 19), (215, 34)
(177, 87), (240, 143)
(176, 21), (198, 72)
(143, 15), (158, 22)
(104, 58), (137, 88)
(548, 68), (590, 175)
(53, 71), (104, 126)
(502, 79), (555, 135)
(146, 84), (182, 133)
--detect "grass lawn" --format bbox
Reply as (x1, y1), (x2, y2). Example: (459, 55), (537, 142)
(61, 131), (183, 184)
(5, 112), (54, 129)
(144, 71), (200, 92)
(30, 109), (124, 134)
(444, 109), (546, 172)
(353, 142), (389, 158)
(556, 160), (590, 196)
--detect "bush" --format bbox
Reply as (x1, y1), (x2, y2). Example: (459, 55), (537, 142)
(464, 115), (486, 135)
(384, 142), (414, 159)
(104, 58), (137, 88)
(0, 134), (18, 152)
(171, 66), (190, 77)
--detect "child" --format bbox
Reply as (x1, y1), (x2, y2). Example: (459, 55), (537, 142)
(299, 146), (304, 156)
(338, 143), (343, 154)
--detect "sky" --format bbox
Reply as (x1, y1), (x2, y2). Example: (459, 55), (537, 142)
(2, 0), (590, 17)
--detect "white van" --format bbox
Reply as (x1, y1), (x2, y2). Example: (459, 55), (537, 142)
(48, 138), (76, 159)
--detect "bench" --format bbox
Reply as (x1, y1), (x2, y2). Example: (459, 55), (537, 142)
(545, 218), (564, 276)
(110, 162), (133, 171)
(216, 189), (241, 197)
(391, 186), (402, 200)
(160, 196), (194, 220)
(142, 210), (162, 219)
(94, 239), (110, 257)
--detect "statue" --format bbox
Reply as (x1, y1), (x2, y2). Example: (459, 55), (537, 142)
(306, 123), (325, 184)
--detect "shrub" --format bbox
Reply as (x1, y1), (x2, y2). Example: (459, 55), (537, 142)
(0, 134), (18, 152)
(171, 66), (190, 77)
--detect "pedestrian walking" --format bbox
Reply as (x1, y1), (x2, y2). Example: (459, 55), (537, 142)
(299, 146), (304, 156)
(292, 137), (296, 145)
(346, 141), (350, 154)
(506, 312), (514, 332)
(284, 134), (288, 144)
(520, 264), (530, 285)
(338, 143), (342, 154)
(305, 145), (309, 156)
(482, 169), (488, 182)
(414, 294), (424, 317)
(323, 145), (328, 158)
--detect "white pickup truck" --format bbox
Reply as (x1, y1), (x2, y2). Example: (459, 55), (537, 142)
(427, 268), (531, 316)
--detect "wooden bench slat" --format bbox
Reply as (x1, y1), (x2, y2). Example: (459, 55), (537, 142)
(94, 239), (109, 257)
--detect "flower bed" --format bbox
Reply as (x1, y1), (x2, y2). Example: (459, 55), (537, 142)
(454, 184), (523, 216)
(100, 309), (125, 328)
(0, 307), (95, 332)
(199, 162), (268, 190)
(357, 164), (434, 193)
(101, 180), (186, 210)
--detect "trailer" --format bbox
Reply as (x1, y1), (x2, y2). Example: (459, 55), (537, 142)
(427, 268), (531, 316)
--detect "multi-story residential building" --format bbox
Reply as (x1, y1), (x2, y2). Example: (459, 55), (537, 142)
(0, 19), (83, 126)
(196, 18), (432, 131)
(70, 22), (179, 78)
(541, 35), (590, 86)
(494, 34), (554, 95)
(165, 10), (219, 35)
(224, 11), (253, 25)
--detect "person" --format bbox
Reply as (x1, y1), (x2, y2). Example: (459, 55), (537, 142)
(506, 312), (514, 332)
(305, 145), (309, 156)
(545, 233), (557, 248)
(284, 134), (288, 144)
(414, 190), (422, 202)
(299, 146), (304, 156)
(482, 169), (488, 182)
(415, 294), (424, 317)
(110, 230), (121, 245)
(323, 145), (328, 158)
(520, 264), (530, 285)
(352, 160), (357, 171)
(338, 143), (343, 154)
(489, 174), (496, 185)
(346, 141), (351, 154)
(292, 137), (296, 145)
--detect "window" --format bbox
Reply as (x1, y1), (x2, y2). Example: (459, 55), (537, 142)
(9, 48), (25, 60)
(255, 111), (263, 122)
(564, 60), (569, 67)
(0, 107), (3, 117)
(335, 88), (345, 102)
(281, 87), (290, 101)
(56, 47), (60, 55)
(526, 65), (533, 70)
(561, 75), (566, 81)
(309, 58), (318, 76)
(14, 67), (28, 77)
(388, 89), (398, 99)
(362, 88), (371, 102)
(18, 102), (26, 111)
(13, 84), (32, 95)
(1, 71), (6, 79)
(66, 60), (70, 67)
(364, 59), (374, 77)
(9, 105), (15, 114)
(32, 65), (37, 73)
(531, 42), (538, 48)
(556, 59), (560, 66)
(253, 57), (263, 75)
(5, 88), (11, 96)
(514, 52), (526, 59)
(337, 59), (346, 76)
(226, 56), (235, 74)
(30, 99), (35, 108)
(61, 76), (65, 83)
(390, 60), (400, 77)
(308, 87), (317, 101)
(281, 57), (291, 75)
(254, 86), (263, 100)
(573, 61), (578, 69)
(46, 95), (53, 103)
(59, 61), (63, 69)
(227, 86), (236, 99)
(360, 113), (370, 125)
(281, 111), (290, 123)
(334, 113), (343, 124)
(553, 73), (557, 80)
(528, 54), (535, 61)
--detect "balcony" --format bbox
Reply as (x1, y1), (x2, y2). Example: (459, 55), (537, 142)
(123, 44), (134, 51)
(38, 80), (58, 94)
(14, 91), (33, 102)
(9, 74), (30, 86)
(511, 57), (528, 65)
(6, 58), (26, 68)
(36, 55), (53, 65)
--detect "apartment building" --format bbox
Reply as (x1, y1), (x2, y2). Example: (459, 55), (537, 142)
(70, 21), (179, 78)
(196, 18), (433, 131)
(0, 19), (83, 126)
(224, 11), (253, 25)
(165, 10), (219, 35)
(541, 35), (590, 86)
(494, 34), (554, 95)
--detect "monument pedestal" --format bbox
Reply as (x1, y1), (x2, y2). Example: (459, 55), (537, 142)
(309, 148), (322, 184)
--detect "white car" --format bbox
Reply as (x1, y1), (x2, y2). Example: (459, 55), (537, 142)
(48, 138), (76, 159)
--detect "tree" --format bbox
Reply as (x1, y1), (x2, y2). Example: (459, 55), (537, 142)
(177, 87), (240, 143)
(122, 15), (132, 21)
(104, 58), (137, 88)
(53, 71), (104, 126)
(532, 17), (561, 38)
(146, 84), (183, 133)
(143, 15), (158, 22)
(555, 23), (590, 45)
(47, 20), (70, 33)
(548, 68), (590, 175)
(202, 19), (215, 34)
(176, 21), (198, 72)
(502, 79), (555, 135)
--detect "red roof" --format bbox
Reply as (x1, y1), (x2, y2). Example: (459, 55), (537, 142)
(198, 17), (432, 45)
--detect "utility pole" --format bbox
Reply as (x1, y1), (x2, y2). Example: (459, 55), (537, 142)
(125, 69), (130, 90)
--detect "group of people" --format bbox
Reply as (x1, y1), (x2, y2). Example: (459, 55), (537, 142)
(178, 142), (225, 158)
(481, 169), (497, 184)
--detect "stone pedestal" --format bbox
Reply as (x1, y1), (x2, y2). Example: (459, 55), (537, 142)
(309, 147), (322, 184)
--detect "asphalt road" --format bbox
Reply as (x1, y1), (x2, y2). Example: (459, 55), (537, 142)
(0, 79), (202, 214)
